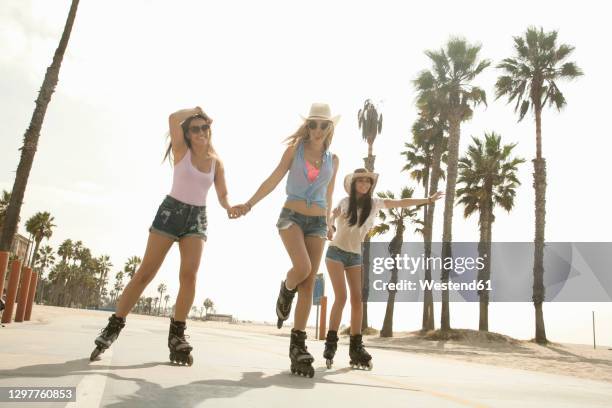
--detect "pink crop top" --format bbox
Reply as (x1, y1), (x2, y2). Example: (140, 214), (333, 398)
(305, 160), (320, 182)
(169, 149), (215, 206)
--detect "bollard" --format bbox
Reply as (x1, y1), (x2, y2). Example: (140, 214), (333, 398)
(14, 266), (32, 323)
(1, 259), (22, 324)
(24, 272), (38, 321)
(0, 251), (8, 296)
(319, 295), (327, 341)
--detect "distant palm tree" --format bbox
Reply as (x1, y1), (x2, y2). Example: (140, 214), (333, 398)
(495, 26), (582, 344)
(153, 297), (159, 314)
(402, 113), (448, 330)
(34, 244), (56, 303)
(0, 190), (20, 230)
(0, 0), (80, 252)
(203, 298), (214, 316)
(191, 306), (198, 319)
(357, 99), (383, 331)
(369, 188), (420, 337)
(112, 270), (124, 305)
(414, 38), (490, 331)
(25, 212), (56, 267)
(457, 132), (525, 330)
(157, 283), (167, 315)
(164, 294), (170, 315)
(124, 256), (142, 279)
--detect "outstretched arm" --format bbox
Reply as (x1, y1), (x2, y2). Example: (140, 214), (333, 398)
(383, 191), (445, 209)
(325, 155), (340, 240)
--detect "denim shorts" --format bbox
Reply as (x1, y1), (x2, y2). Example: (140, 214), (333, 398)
(326, 245), (362, 268)
(276, 207), (327, 238)
(149, 195), (208, 241)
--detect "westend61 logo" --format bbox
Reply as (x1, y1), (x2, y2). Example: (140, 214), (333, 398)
(372, 253), (490, 293)
(364, 242), (612, 302)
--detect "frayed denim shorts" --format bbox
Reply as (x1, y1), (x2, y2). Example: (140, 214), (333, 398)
(276, 207), (327, 238)
(149, 195), (207, 241)
(325, 245), (362, 268)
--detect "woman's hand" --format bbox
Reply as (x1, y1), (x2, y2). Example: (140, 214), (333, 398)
(327, 224), (336, 241)
(228, 204), (251, 219)
(429, 191), (445, 203)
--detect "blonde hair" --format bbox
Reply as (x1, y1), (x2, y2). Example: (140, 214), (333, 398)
(283, 121), (335, 151)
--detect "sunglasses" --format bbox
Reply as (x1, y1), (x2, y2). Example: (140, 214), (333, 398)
(307, 120), (331, 131)
(189, 124), (210, 134)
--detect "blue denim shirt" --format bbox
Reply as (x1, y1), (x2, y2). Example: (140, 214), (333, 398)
(285, 140), (333, 208)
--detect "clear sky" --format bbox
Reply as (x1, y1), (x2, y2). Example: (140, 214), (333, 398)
(1, 0), (610, 345)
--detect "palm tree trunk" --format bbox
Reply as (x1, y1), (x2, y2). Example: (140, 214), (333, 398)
(422, 141), (443, 331)
(361, 149), (376, 331)
(478, 185), (492, 331)
(440, 114), (461, 331)
(380, 267), (397, 338)
(0, 0), (80, 251)
(532, 107), (548, 344)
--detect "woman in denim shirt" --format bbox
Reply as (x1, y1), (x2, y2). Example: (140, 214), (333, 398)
(235, 103), (340, 377)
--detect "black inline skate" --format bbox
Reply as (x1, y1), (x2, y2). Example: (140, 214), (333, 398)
(323, 330), (339, 369)
(90, 314), (125, 361)
(289, 329), (314, 378)
(275, 280), (297, 329)
(168, 317), (193, 366)
(349, 334), (373, 370)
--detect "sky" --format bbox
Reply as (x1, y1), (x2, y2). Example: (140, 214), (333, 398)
(1, 0), (611, 345)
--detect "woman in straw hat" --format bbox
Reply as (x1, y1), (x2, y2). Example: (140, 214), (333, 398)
(233, 103), (340, 378)
(323, 168), (443, 370)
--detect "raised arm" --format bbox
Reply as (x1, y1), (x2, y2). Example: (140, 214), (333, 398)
(168, 107), (210, 154)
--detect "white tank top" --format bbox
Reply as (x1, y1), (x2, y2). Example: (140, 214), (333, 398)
(169, 148), (215, 206)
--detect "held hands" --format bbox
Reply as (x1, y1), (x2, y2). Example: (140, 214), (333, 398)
(227, 203), (251, 219)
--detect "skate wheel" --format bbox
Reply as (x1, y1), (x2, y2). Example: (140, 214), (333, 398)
(307, 367), (314, 378)
(325, 359), (333, 369)
(290, 366), (296, 374)
(186, 355), (193, 366)
(90, 347), (103, 361)
(367, 361), (373, 370)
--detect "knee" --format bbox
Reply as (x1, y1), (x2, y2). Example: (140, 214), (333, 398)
(350, 292), (362, 308)
(334, 292), (347, 307)
(134, 266), (156, 286)
(294, 261), (312, 280)
(298, 276), (315, 294)
(179, 267), (198, 287)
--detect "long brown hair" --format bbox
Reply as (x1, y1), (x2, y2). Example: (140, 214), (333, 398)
(163, 114), (219, 165)
(346, 168), (374, 227)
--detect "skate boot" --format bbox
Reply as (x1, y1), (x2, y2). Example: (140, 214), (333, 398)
(289, 329), (315, 378)
(168, 317), (194, 366)
(323, 330), (339, 369)
(90, 314), (125, 361)
(349, 334), (373, 370)
(275, 280), (297, 329)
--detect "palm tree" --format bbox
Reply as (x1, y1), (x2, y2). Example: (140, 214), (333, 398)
(0, 190), (20, 230)
(357, 99), (383, 331)
(124, 256), (142, 279)
(153, 297), (159, 314)
(191, 305), (198, 318)
(145, 297), (153, 314)
(112, 270), (124, 305)
(203, 298), (214, 316)
(414, 38), (490, 331)
(369, 188), (420, 337)
(0, 0), (80, 252)
(457, 132), (525, 330)
(25, 212), (56, 267)
(34, 244), (56, 303)
(97, 255), (112, 305)
(157, 283), (167, 315)
(164, 294), (170, 315)
(495, 27), (582, 344)
(57, 239), (74, 263)
(402, 112), (448, 330)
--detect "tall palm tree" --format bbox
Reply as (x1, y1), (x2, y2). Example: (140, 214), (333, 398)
(414, 38), (490, 331)
(153, 297), (159, 314)
(124, 256), (142, 279)
(402, 113), (448, 330)
(57, 239), (74, 263)
(357, 99), (383, 331)
(203, 298), (214, 316)
(457, 132), (525, 330)
(157, 283), (167, 315)
(34, 244), (56, 303)
(25, 212), (56, 267)
(112, 270), (124, 305)
(369, 188), (420, 337)
(0, 0), (80, 252)
(495, 27), (582, 344)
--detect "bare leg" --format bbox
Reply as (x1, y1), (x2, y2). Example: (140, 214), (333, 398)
(115, 232), (174, 318)
(345, 266), (363, 335)
(174, 236), (204, 321)
(279, 225), (311, 290)
(293, 235), (326, 331)
(325, 258), (347, 332)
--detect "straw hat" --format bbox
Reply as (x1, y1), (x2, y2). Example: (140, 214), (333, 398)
(300, 103), (341, 126)
(343, 168), (379, 194)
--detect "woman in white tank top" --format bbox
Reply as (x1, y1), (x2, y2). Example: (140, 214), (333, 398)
(89, 107), (239, 366)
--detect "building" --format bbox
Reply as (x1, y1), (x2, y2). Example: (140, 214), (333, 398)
(10, 233), (31, 263)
